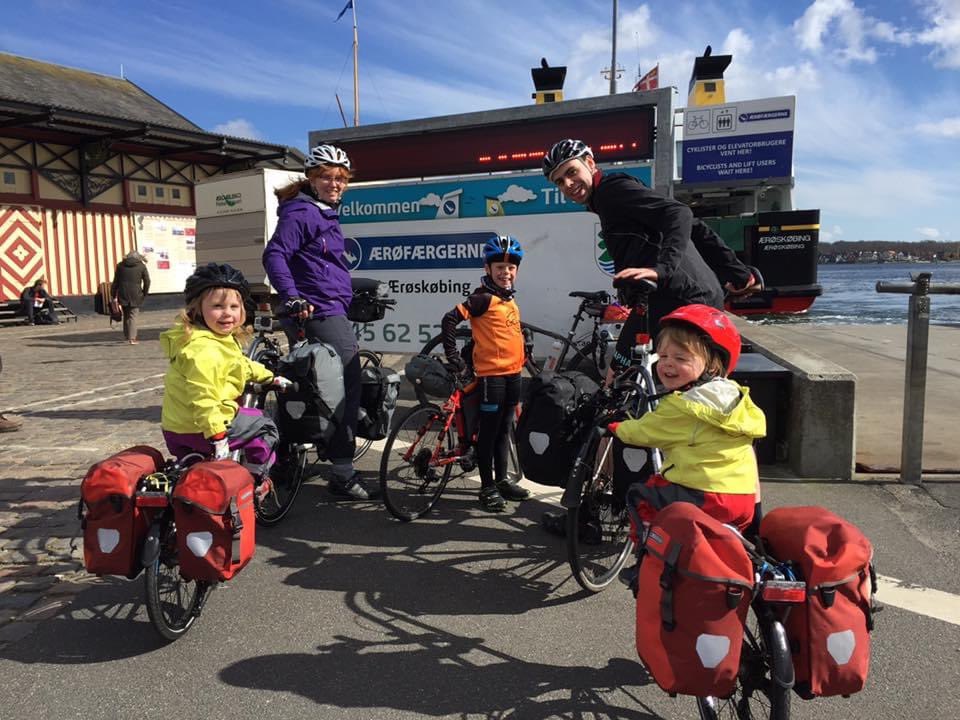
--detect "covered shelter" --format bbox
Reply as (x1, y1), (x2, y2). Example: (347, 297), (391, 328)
(0, 53), (303, 299)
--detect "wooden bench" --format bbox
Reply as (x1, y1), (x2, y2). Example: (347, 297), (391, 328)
(0, 298), (78, 327)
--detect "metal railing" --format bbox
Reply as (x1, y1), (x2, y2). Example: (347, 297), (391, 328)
(875, 272), (960, 484)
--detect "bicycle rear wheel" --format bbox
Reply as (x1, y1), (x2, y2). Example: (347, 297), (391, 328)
(144, 522), (211, 642)
(566, 430), (634, 592)
(255, 441), (308, 526)
(380, 403), (454, 521)
(696, 608), (792, 720)
(353, 348), (382, 461)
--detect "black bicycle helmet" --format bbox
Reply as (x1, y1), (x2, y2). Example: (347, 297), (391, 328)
(542, 139), (592, 179)
(184, 263), (251, 304)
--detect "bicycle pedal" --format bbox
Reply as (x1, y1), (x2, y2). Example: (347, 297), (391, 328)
(255, 478), (274, 502)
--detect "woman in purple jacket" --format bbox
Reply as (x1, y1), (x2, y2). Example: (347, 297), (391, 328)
(262, 144), (379, 501)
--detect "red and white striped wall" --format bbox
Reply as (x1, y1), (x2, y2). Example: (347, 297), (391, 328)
(0, 204), (134, 300)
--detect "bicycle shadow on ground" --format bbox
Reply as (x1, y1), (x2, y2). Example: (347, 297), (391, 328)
(0, 578), (185, 663)
(254, 482), (597, 617)
(219, 599), (660, 719)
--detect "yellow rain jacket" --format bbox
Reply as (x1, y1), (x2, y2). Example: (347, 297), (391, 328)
(160, 323), (273, 439)
(614, 378), (766, 494)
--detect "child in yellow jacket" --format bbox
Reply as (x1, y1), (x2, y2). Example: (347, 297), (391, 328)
(610, 304), (766, 535)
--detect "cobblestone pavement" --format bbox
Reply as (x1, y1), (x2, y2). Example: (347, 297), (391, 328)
(0, 310), (174, 644)
(0, 309), (406, 647)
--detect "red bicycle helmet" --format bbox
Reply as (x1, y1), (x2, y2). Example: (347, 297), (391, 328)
(660, 304), (741, 374)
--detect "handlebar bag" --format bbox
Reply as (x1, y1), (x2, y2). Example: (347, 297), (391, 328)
(759, 506), (875, 698)
(404, 355), (455, 399)
(636, 502), (754, 697)
(80, 445), (164, 577)
(347, 277), (390, 323)
(172, 460), (256, 582)
(515, 370), (599, 487)
(357, 365), (401, 440)
(276, 341), (345, 444)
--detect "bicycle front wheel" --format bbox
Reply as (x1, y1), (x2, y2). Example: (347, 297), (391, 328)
(144, 523), (212, 642)
(696, 608), (792, 720)
(255, 441), (308, 526)
(380, 403), (454, 521)
(353, 348), (383, 461)
(566, 430), (634, 592)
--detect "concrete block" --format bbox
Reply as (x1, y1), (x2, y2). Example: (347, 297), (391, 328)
(737, 320), (856, 480)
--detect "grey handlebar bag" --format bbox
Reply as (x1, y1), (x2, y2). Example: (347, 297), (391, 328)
(276, 341), (346, 445)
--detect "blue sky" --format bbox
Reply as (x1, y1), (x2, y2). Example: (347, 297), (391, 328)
(2, 0), (958, 244)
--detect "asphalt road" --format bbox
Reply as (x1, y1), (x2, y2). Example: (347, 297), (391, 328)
(0, 314), (958, 719)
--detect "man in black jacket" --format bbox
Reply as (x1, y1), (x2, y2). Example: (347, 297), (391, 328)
(543, 139), (756, 371)
(539, 139), (757, 540)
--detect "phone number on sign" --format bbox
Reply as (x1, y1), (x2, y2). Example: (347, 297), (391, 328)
(353, 322), (443, 346)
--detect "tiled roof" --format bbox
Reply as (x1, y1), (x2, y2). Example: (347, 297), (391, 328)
(0, 53), (201, 132)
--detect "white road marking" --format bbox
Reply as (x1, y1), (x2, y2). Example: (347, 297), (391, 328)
(876, 575), (960, 626)
(21, 385), (165, 413)
(7, 374), (165, 411)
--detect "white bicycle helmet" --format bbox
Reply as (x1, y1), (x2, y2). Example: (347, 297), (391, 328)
(542, 138), (592, 179)
(304, 144), (352, 171)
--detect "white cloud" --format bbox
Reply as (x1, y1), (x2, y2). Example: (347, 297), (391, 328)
(418, 193), (442, 207)
(793, 0), (912, 63)
(916, 117), (960, 137)
(916, 0), (960, 68)
(212, 118), (261, 139)
(916, 227), (941, 239)
(498, 185), (536, 203)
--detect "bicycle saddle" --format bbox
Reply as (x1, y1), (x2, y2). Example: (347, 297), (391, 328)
(569, 290), (610, 302)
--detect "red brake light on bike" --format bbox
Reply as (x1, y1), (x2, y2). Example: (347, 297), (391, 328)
(761, 580), (807, 603)
(135, 493), (170, 508)
(634, 333), (650, 346)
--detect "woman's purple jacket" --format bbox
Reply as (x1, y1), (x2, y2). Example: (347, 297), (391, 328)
(262, 192), (353, 317)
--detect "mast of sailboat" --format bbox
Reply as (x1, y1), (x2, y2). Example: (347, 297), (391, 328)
(351, 0), (359, 126)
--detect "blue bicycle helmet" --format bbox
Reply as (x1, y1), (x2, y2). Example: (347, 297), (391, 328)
(483, 235), (524, 265)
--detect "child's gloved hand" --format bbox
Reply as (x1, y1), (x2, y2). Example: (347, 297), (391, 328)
(271, 376), (295, 391)
(211, 433), (230, 460)
(607, 421), (621, 436)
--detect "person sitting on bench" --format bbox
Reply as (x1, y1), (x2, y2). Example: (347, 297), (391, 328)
(21, 278), (59, 325)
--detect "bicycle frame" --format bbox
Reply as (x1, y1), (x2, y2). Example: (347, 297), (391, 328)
(401, 388), (469, 470)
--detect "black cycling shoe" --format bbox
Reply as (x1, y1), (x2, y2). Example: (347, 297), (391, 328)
(479, 486), (507, 512)
(496, 479), (530, 501)
(329, 473), (381, 501)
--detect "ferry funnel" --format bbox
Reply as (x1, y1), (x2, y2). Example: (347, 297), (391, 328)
(532, 59), (566, 104)
(688, 45), (731, 107)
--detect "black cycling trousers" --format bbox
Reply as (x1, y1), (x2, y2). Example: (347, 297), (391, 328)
(475, 373), (521, 489)
(302, 315), (360, 463)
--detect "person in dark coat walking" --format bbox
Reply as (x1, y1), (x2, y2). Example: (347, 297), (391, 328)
(111, 251), (151, 344)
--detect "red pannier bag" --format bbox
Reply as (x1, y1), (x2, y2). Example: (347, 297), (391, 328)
(80, 445), (164, 577)
(636, 502), (755, 697)
(172, 460), (256, 582)
(759, 506), (875, 699)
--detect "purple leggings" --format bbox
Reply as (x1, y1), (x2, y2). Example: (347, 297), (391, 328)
(162, 408), (276, 475)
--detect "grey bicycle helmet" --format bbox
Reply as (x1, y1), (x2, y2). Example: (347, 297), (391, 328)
(542, 139), (592, 179)
(304, 143), (351, 171)
(184, 263), (251, 304)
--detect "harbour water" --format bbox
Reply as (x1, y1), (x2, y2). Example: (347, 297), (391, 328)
(760, 262), (960, 325)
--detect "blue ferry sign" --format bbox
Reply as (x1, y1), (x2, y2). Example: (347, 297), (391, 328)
(681, 96), (795, 184)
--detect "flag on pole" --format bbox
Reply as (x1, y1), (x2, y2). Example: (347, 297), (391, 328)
(336, 0), (353, 22)
(633, 64), (659, 92)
